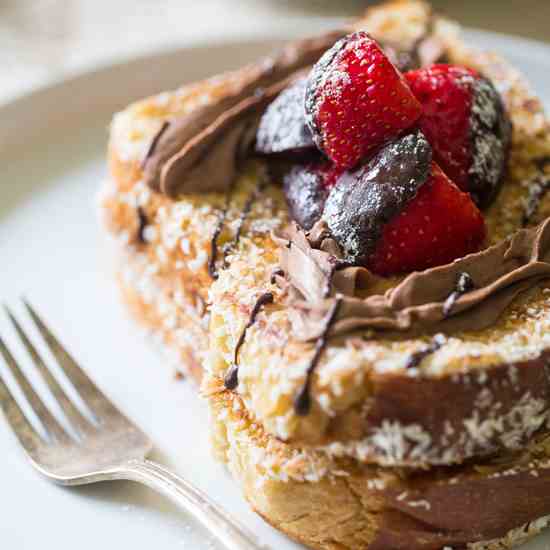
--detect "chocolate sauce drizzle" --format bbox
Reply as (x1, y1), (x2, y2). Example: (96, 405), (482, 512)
(270, 268), (285, 285)
(136, 207), (148, 244)
(209, 175), (268, 279)
(404, 333), (446, 370)
(522, 176), (550, 227)
(224, 292), (274, 390)
(208, 186), (234, 279)
(521, 156), (550, 227)
(223, 364), (240, 391)
(294, 297), (342, 416)
(141, 121), (170, 169)
(442, 272), (475, 318)
(222, 179), (266, 268)
(534, 156), (550, 172)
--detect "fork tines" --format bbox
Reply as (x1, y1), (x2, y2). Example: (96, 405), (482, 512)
(0, 300), (113, 448)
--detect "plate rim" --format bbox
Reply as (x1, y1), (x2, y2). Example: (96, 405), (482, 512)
(2, 25), (550, 134)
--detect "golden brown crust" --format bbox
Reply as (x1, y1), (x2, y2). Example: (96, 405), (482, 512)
(116, 260), (204, 384)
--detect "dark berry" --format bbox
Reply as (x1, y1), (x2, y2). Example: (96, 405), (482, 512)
(322, 130), (432, 263)
(468, 76), (512, 207)
(255, 77), (315, 156)
(283, 162), (340, 230)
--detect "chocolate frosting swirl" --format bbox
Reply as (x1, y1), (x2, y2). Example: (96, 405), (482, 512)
(276, 218), (550, 340)
(160, 73), (303, 197)
(143, 30), (346, 196)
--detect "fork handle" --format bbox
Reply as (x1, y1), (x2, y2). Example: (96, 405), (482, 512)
(117, 459), (269, 550)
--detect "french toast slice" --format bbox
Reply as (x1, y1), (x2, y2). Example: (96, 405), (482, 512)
(208, 385), (550, 550)
(100, 0), (550, 547)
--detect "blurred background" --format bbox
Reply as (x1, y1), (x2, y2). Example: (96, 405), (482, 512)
(0, 0), (548, 105)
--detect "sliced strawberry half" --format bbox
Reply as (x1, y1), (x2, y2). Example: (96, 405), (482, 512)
(369, 163), (486, 275)
(405, 64), (512, 208)
(305, 31), (422, 169)
(322, 131), (486, 276)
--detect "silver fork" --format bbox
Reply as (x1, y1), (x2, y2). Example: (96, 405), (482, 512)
(0, 299), (267, 550)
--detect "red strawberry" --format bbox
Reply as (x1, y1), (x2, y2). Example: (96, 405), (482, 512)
(369, 163), (486, 275)
(405, 64), (512, 208)
(305, 31), (422, 169)
(322, 131), (486, 276)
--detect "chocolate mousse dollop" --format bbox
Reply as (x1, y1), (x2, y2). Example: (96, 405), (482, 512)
(142, 30), (346, 197)
(160, 74), (302, 197)
(275, 217), (550, 340)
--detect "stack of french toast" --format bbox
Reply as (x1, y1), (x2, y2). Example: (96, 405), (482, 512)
(100, 1), (550, 548)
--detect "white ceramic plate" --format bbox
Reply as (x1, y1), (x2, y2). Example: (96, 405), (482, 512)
(1, 28), (550, 550)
